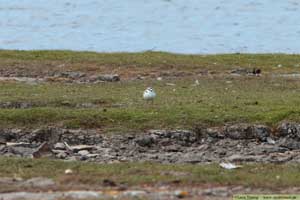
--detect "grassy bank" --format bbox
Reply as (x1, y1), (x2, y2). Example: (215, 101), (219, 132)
(0, 77), (299, 130)
(0, 51), (299, 130)
(0, 157), (299, 190)
(0, 50), (300, 77)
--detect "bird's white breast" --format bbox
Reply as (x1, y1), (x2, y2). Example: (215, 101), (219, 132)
(143, 90), (156, 100)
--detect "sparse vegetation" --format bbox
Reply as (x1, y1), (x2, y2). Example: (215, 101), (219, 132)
(0, 157), (299, 189)
(0, 76), (299, 130)
(0, 50), (300, 78)
(1, 51), (300, 194)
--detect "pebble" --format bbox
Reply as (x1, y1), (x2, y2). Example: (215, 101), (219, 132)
(65, 169), (73, 174)
(78, 150), (90, 156)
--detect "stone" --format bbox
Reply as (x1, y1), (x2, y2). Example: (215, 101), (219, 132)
(231, 68), (249, 75)
(0, 191), (103, 200)
(86, 153), (99, 158)
(30, 127), (62, 145)
(63, 191), (102, 199)
(0, 177), (20, 184)
(6, 142), (31, 147)
(252, 125), (271, 141)
(205, 128), (225, 139)
(277, 122), (300, 138)
(174, 190), (189, 198)
(65, 144), (96, 152)
(267, 137), (276, 145)
(102, 179), (117, 187)
(55, 151), (68, 159)
(202, 187), (230, 197)
(225, 124), (270, 141)
(32, 142), (54, 158)
(225, 124), (254, 139)
(135, 136), (155, 147)
(53, 142), (65, 150)
(21, 177), (55, 188)
(279, 138), (300, 150)
(65, 169), (73, 174)
(78, 150), (90, 156)
(59, 71), (86, 79)
(90, 74), (120, 82)
(227, 154), (263, 162)
(122, 190), (147, 197)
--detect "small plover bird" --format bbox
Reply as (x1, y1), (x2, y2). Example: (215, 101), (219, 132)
(143, 87), (156, 103)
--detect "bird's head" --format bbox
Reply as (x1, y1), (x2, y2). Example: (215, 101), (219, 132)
(146, 87), (153, 92)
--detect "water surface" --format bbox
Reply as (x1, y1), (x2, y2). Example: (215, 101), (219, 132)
(0, 0), (299, 54)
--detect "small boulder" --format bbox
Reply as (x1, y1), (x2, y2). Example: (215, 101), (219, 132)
(277, 122), (300, 138)
(135, 136), (155, 147)
(54, 143), (65, 150)
(78, 150), (90, 156)
(225, 124), (270, 141)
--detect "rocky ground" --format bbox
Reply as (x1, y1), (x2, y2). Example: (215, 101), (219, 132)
(1, 122), (300, 199)
(1, 122), (300, 164)
(1, 181), (300, 200)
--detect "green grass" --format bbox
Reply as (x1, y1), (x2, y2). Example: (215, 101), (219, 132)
(0, 157), (300, 189)
(0, 51), (299, 130)
(1, 50), (300, 74)
(0, 76), (300, 130)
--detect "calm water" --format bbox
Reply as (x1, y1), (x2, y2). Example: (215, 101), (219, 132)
(0, 0), (300, 54)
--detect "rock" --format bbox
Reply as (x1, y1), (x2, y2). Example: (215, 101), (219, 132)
(2, 125), (300, 164)
(32, 142), (54, 158)
(56, 151), (68, 159)
(205, 127), (224, 139)
(65, 169), (73, 174)
(21, 177), (55, 188)
(61, 129), (102, 145)
(30, 127), (61, 145)
(168, 130), (199, 145)
(58, 72), (86, 79)
(180, 153), (203, 164)
(174, 190), (189, 198)
(63, 191), (102, 199)
(252, 125), (271, 141)
(90, 74), (120, 82)
(86, 153), (99, 158)
(0, 191), (103, 200)
(227, 154), (264, 162)
(267, 137), (276, 145)
(225, 124), (253, 139)
(67, 144), (96, 153)
(279, 138), (300, 150)
(225, 124), (270, 141)
(277, 122), (300, 138)
(102, 179), (117, 187)
(8, 146), (34, 157)
(78, 150), (90, 156)
(122, 190), (147, 197)
(135, 136), (155, 147)
(163, 145), (182, 152)
(76, 103), (95, 108)
(202, 187), (230, 197)
(0, 177), (22, 184)
(53, 143), (65, 150)
(6, 142), (31, 147)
